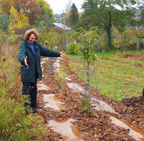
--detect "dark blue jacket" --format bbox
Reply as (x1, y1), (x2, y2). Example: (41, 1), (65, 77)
(18, 40), (60, 82)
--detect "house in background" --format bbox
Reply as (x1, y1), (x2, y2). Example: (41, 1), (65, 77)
(51, 23), (72, 33)
(50, 23), (72, 51)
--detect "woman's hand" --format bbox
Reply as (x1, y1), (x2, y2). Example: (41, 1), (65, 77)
(60, 51), (66, 59)
(24, 56), (29, 67)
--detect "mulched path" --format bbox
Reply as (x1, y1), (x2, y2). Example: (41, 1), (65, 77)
(36, 57), (144, 141)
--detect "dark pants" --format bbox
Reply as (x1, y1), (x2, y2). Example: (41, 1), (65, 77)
(22, 63), (38, 108)
(22, 81), (37, 107)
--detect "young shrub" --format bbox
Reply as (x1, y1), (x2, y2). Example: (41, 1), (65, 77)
(112, 37), (122, 51)
(112, 28), (122, 50)
(81, 94), (93, 117)
(0, 97), (46, 140)
(76, 26), (98, 117)
(54, 63), (67, 92)
(39, 28), (60, 49)
(66, 42), (77, 55)
(39, 28), (60, 75)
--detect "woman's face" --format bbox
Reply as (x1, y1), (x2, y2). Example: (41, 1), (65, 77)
(27, 33), (36, 44)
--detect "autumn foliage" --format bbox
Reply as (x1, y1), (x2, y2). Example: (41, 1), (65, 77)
(9, 6), (29, 30)
(98, 28), (144, 50)
(36, 0), (54, 18)
(0, 0), (41, 24)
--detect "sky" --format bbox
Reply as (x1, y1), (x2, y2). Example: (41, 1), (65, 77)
(46, 0), (85, 14)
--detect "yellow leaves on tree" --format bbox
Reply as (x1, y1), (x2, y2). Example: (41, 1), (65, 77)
(66, 10), (71, 17)
(9, 6), (29, 30)
(66, 10), (81, 19)
(79, 13), (82, 19)
(112, 38), (122, 50)
(0, 0), (41, 25)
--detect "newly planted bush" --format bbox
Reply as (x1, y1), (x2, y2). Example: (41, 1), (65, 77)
(76, 26), (98, 117)
(81, 94), (93, 117)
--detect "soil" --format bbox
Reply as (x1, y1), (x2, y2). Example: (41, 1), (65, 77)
(36, 57), (144, 141)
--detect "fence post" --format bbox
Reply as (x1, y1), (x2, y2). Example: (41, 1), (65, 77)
(135, 37), (139, 65)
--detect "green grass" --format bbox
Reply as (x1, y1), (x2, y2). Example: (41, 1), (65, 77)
(96, 49), (144, 56)
(67, 54), (144, 101)
(99, 49), (144, 66)
(101, 55), (144, 66)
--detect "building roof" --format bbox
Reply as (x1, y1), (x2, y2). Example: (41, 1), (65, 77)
(53, 23), (72, 31)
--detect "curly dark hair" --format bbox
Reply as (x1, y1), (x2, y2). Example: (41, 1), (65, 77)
(25, 29), (39, 41)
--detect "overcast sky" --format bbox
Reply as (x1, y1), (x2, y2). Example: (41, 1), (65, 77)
(46, 0), (85, 14)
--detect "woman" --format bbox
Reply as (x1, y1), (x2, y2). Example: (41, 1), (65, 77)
(18, 29), (65, 113)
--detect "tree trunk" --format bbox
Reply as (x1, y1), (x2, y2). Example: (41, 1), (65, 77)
(107, 27), (112, 49)
(87, 61), (92, 117)
(97, 37), (100, 52)
(106, 11), (113, 49)
(87, 61), (91, 103)
(142, 88), (144, 97)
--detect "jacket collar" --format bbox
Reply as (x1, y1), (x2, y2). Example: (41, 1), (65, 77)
(23, 39), (39, 50)
(23, 40), (39, 56)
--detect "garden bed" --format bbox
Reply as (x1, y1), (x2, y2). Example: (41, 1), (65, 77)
(35, 57), (144, 141)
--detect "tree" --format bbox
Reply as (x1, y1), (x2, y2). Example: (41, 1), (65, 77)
(9, 6), (29, 38)
(65, 0), (72, 12)
(138, 3), (144, 26)
(38, 28), (60, 76)
(78, 0), (140, 49)
(36, 0), (54, 23)
(39, 28), (60, 49)
(65, 0), (72, 18)
(0, 0), (41, 25)
(70, 3), (79, 26)
(76, 27), (98, 117)
(66, 10), (71, 17)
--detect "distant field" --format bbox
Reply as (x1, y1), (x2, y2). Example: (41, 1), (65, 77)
(97, 49), (144, 65)
(67, 52), (144, 101)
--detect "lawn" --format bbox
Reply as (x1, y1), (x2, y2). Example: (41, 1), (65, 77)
(97, 49), (144, 66)
(67, 53), (144, 101)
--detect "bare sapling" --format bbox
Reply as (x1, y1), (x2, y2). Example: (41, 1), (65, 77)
(54, 63), (67, 92)
(45, 57), (51, 76)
